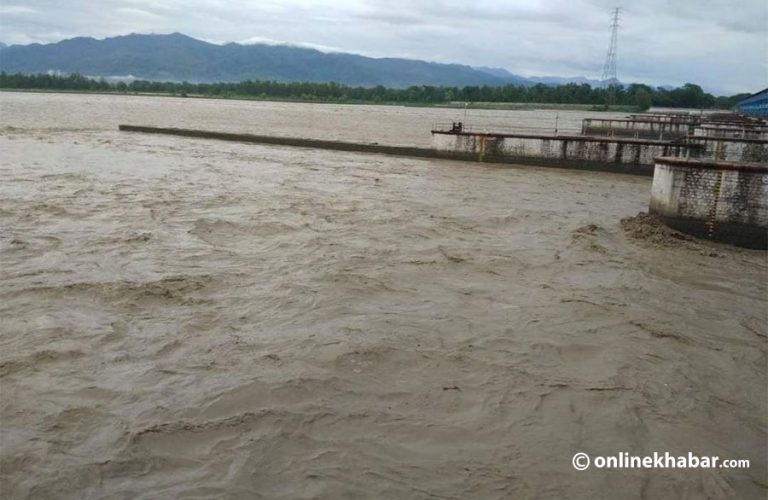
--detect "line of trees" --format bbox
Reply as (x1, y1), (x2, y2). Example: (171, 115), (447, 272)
(0, 72), (748, 110)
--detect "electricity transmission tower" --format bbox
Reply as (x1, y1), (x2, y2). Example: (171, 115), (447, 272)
(601, 8), (620, 93)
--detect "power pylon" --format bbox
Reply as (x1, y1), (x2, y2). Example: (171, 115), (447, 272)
(601, 8), (620, 89)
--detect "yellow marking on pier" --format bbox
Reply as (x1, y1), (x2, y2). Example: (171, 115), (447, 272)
(706, 170), (724, 238)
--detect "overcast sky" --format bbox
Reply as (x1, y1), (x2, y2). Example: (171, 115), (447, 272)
(1, 0), (766, 94)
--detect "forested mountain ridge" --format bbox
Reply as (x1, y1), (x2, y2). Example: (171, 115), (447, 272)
(0, 32), (533, 87)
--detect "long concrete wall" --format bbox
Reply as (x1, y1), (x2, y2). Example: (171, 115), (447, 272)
(585, 113), (768, 141)
(581, 118), (693, 139)
(627, 113), (701, 125)
(692, 125), (768, 140)
(430, 131), (767, 165)
(119, 125), (655, 177)
(650, 157), (768, 248)
(432, 131), (695, 175)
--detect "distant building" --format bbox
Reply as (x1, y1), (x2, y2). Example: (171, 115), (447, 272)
(737, 88), (768, 117)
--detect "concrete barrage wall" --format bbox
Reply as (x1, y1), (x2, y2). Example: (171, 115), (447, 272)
(687, 136), (768, 163)
(121, 125), (667, 177)
(650, 157), (768, 248)
(627, 113), (700, 125)
(692, 125), (768, 140)
(585, 113), (768, 141)
(581, 118), (692, 139)
(432, 131), (694, 175)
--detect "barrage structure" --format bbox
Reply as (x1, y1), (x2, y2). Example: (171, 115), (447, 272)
(431, 111), (768, 175)
(119, 111), (767, 180)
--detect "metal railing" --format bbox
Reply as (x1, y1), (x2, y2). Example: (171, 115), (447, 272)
(431, 122), (580, 137)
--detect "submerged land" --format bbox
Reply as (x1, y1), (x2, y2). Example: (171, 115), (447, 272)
(0, 92), (766, 499)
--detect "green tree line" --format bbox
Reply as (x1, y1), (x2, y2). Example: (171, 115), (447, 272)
(0, 72), (749, 110)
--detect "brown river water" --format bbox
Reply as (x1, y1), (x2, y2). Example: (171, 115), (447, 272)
(0, 92), (766, 499)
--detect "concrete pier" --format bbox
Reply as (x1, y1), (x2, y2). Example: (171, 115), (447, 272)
(649, 157), (768, 248)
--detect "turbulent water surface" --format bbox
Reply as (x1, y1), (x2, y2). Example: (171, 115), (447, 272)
(1, 92), (766, 499)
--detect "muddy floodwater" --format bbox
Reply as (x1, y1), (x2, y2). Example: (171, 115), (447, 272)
(1, 92), (766, 499)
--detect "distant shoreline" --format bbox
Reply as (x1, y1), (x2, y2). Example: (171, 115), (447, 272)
(0, 88), (641, 112)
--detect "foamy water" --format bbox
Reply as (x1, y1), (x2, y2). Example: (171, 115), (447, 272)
(1, 92), (766, 499)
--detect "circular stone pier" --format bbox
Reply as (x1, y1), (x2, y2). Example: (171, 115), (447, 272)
(650, 157), (768, 249)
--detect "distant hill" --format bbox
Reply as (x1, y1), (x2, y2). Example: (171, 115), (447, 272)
(0, 32), (616, 89)
(472, 67), (608, 88)
(472, 66), (530, 84)
(529, 75), (605, 87)
(0, 32), (530, 87)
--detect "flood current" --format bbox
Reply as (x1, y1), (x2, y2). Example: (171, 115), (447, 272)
(1, 92), (766, 499)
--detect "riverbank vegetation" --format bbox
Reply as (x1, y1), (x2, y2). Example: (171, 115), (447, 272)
(0, 72), (747, 110)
